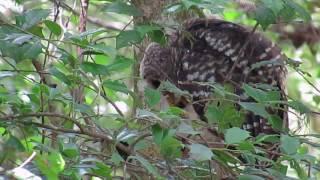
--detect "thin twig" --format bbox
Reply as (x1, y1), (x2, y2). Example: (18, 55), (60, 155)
(129, 132), (151, 151)
(47, 0), (126, 30)
(0, 112), (85, 132)
(16, 151), (37, 169)
(80, 71), (125, 117)
(296, 69), (320, 94)
(0, 69), (50, 74)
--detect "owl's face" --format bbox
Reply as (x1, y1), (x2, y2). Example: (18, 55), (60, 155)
(140, 43), (174, 88)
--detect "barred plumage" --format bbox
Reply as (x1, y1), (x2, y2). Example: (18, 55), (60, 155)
(140, 18), (288, 136)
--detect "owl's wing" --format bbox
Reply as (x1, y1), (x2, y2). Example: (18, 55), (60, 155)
(171, 18), (288, 135)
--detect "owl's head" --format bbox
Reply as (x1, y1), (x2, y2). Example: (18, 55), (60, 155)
(140, 42), (175, 89)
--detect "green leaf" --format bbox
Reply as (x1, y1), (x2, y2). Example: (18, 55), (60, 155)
(28, 93), (40, 104)
(261, 0), (284, 15)
(148, 29), (167, 45)
(116, 30), (142, 48)
(36, 152), (65, 180)
(16, 9), (50, 30)
(243, 84), (267, 102)
(291, 159), (308, 179)
(254, 5), (276, 29)
(239, 102), (270, 119)
(213, 150), (240, 164)
(313, 96), (320, 105)
(131, 155), (160, 177)
(272, 163), (288, 175)
(80, 62), (109, 75)
(211, 83), (239, 98)
(253, 83), (279, 91)
(245, 153), (275, 164)
(90, 161), (112, 178)
(269, 115), (283, 131)
(181, 0), (228, 14)
(87, 44), (117, 59)
(176, 123), (199, 135)
(151, 124), (168, 145)
(165, 107), (185, 116)
(22, 41), (43, 59)
(280, 135), (300, 155)
(266, 91), (281, 101)
(103, 80), (130, 94)
(0, 38), (43, 62)
(297, 145), (308, 155)
(250, 59), (284, 70)
(181, 0), (198, 9)
(44, 20), (62, 36)
(0, 127), (5, 135)
(189, 143), (214, 161)
(105, 1), (142, 16)
(206, 102), (244, 130)
(6, 135), (25, 151)
(79, 28), (106, 37)
(28, 25), (45, 37)
(225, 127), (251, 144)
(135, 24), (162, 37)
(74, 103), (94, 115)
(57, 48), (76, 65)
(61, 143), (79, 158)
(135, 24), (166, 45)
(288, 100), (310, 114)
(278, 3), (296, 22)
(49, 67), (71, 85)
(160, 135), (182, 159)
(283, 0), (311, 21)
(205, 103), (223, 123)
(238, 141), (255, 151)
(105, 56), (133, 72)
(111, 152), (124, 165)
(159, 81), (191, 97)
(144, 87), (161, 107)
(212, 84), (226, 97)
(151, 126), (178, 159)
(238, 175), (265, 180)
(255, 134), (279, 144)
(64, 33), (89, 47)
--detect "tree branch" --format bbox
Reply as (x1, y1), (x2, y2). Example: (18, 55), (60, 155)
(49, 0), (125, 30)
(0, 112), (132, 155)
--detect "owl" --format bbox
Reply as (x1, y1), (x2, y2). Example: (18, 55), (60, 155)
(140, 18), (288, 136)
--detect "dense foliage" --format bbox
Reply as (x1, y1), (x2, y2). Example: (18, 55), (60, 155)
(0, 0), (319, 179)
